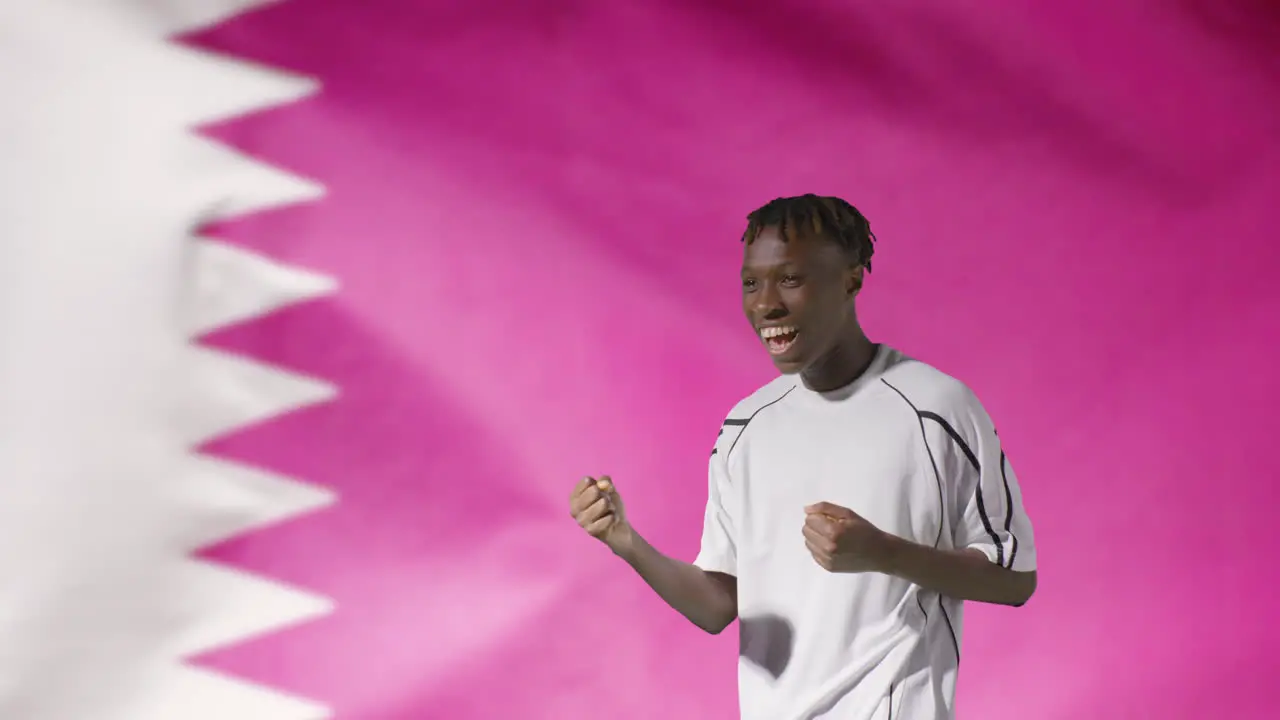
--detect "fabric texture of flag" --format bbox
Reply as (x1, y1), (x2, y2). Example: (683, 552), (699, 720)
(1, 1), (1276, 718)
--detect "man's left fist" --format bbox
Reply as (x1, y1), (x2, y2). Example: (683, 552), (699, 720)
(803, 502), (895, 574)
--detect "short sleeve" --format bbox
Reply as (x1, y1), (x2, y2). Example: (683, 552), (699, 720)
(949, 392), (1037, 573)
(692, 449), (737, 576)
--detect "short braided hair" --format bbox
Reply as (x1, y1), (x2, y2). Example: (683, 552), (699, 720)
(741, 194), (877, 271)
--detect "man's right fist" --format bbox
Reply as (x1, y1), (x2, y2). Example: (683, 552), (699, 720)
(569, 475), (632, 553)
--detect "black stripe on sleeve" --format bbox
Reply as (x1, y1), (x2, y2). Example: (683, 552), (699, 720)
(920, 411), (1002, 567)
(883, 381), (1005, 569)
(723, 386), (796, 461)
(1001, 451), (1019, 570)
(918, 411), (979, 472)
(709, 388), (796, 460)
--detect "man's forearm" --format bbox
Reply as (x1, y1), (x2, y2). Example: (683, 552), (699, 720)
(614, 530), (738, 634)
(879, 535), (1036, 606)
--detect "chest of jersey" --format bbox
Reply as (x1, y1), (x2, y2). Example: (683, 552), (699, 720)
(727, 397), (944, 565)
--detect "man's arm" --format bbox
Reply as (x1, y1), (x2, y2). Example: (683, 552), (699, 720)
(571, 475), (737, 634)
(616, 440), (741, 634)
(804, 385), (1038, 605)
(880, 537), (1036, 606)
(872, 384), (1038, 606)
(613, 435), (741, 635)
(882, 384), (1038, 606)
(613, 529), (738, 634)
(804, 503), (1036, 606)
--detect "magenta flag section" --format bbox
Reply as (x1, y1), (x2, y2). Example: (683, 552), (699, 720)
(180, 1), (1278, 717)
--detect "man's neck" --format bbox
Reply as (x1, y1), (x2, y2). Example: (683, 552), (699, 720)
(800, 330), (877, 393)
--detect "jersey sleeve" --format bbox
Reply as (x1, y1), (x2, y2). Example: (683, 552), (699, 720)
(692, 445), (737, 576)
(949, 391), (1037, 573)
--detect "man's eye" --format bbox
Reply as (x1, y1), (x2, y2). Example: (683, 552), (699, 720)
(742, 278), (757, 290)
(781, 274), (802, 286)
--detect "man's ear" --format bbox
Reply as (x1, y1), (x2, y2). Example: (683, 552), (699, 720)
(846, 265), (865, 298)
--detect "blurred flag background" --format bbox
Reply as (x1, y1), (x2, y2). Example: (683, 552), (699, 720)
(1, 0), (1277, 718)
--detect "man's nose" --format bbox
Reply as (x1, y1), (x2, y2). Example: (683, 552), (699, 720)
(752, 282), (786, 318)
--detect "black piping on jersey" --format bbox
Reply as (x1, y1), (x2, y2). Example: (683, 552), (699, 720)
(1000, 451), (1018, 570)
(880, 380), (947, 550)
(710, 418), (752, 456)
(886, 384), (1008, 569)
(936, 595), (959, 666)
(881, 378), (961, 665)
(918, 411), (979, 470)
(886, 681), (895, 720)
(714, 385), (797, 462)
(918, 410), (1009, 570)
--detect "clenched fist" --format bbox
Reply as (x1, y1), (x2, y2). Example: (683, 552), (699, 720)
(803, 502), (894, 573)
(569, 475), (633, 554)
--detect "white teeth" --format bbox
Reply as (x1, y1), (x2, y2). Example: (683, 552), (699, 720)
(760, 326), (798, 339)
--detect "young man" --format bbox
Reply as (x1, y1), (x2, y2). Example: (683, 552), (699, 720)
(568, 195), (1037, 720)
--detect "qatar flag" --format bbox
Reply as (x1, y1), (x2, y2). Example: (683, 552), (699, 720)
(0, 1), (1277, 719)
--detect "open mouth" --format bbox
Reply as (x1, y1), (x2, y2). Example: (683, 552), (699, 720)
(759, 326), (800, 355)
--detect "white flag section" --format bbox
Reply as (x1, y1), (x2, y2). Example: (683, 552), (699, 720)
(0, 2), (336, 718)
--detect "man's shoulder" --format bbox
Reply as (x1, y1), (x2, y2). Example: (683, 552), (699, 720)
(879, 353), (981, 417)
(710, 376), (797, 461)
(722, 375), (799, 423)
